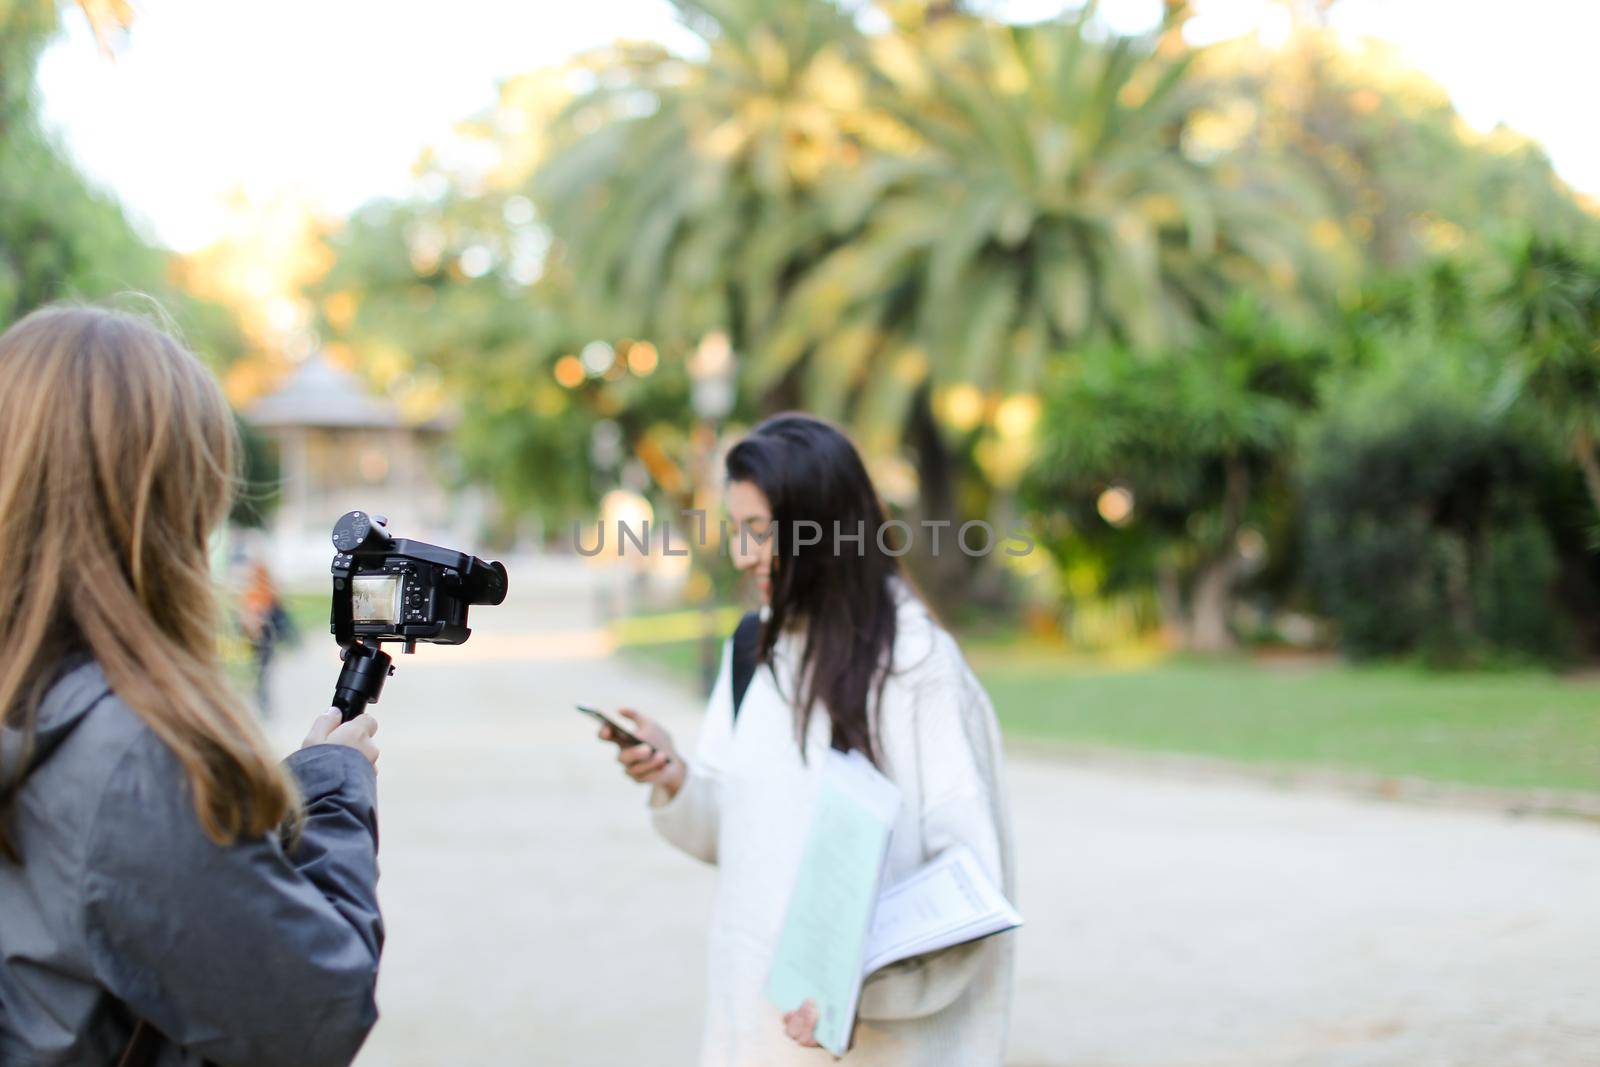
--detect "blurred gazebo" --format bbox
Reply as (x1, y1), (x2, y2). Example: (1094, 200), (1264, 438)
(245, 352), (481, 584)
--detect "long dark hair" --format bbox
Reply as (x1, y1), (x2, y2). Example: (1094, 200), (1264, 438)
(724, 413), (900, 761)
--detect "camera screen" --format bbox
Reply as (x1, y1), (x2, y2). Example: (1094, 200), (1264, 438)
(351, 575), (402, 624)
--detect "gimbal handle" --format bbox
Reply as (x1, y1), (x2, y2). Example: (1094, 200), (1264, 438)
(332, 641), (392, 722)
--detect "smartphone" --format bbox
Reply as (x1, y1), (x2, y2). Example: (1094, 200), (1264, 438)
(576, 704), (648, 750)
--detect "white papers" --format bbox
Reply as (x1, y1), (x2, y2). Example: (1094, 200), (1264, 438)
(861, 845), (1022, 977)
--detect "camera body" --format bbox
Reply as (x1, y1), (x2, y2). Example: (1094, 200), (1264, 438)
(332, 510), (507, 647)
(328, 510), (508, 719)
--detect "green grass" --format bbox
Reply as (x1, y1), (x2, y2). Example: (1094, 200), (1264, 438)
(626, 637), (715, 680)
(978, 654), (1600, 795)
(284, 592), (331, 641)
(619, 630), (1600, 796)
(612, 607), (745, 687)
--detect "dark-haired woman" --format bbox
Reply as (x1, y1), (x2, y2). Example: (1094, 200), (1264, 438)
(601, 414), (1016, 1066)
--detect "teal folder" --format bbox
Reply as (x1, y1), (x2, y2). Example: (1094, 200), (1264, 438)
(765, 749), (901, 1056)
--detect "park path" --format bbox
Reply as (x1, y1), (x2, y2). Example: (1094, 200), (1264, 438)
(264, 560), (1600, 1066)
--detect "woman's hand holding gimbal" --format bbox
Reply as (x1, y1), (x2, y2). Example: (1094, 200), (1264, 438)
(302, 708), (380, 768)
(600, 708), (686, 800)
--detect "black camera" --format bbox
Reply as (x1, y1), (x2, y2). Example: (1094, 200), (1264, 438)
(328, 510), (508, 719)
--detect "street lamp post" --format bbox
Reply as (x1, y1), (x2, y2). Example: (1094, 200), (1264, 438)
(589, 418), (625, 623)
(687, 331), (736, 694)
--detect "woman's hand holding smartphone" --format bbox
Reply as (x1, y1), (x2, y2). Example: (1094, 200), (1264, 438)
(585, 706), (686, 800)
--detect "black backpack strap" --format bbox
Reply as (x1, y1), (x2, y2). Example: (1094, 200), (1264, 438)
(730, 611), (761, 722)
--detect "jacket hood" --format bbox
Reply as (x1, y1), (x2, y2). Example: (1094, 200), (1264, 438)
(0, 658), (110, 785)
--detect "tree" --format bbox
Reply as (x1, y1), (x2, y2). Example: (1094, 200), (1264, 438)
(0, 1), (245, 366)
(1207, 28), (1596, 271)
(333, 2), (1336, 612)
(308, 186), (710, 539)
(1299, 330), (1571, 663)
(756, 11), (1325, 457)
(1021, 298), (1323, 651)
(1495, 237), (1600, 519)
(533, 0), (863, 351)
(310, 193), (592, 527)
(743, 11), (1330, 613)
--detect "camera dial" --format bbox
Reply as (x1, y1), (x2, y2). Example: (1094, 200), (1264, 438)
(332, 510), (394, 554)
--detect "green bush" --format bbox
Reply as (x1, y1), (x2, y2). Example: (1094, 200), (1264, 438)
(1475, 515), (1564, 654)
(1299, 337), (1570, 663)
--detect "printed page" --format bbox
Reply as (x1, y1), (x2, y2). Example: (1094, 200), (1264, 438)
(765, 749), (901, 1056)
(861, 845), (1022, 977)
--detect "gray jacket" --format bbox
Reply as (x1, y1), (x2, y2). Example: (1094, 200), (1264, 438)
(0, 661), (383, 1066)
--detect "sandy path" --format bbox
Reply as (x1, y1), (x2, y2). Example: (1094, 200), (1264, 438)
(262, 569), (1600, 1066)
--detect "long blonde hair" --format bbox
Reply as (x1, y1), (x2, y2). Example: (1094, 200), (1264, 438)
(0, 304), (297, 859)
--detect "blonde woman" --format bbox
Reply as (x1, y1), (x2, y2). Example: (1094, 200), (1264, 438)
(599, 414), (1017, 1065)
(0, 307), (383, 1066)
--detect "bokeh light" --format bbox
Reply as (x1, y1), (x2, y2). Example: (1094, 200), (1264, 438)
(580, 340), (614, 376)
(1097, 485), (1135, 527)
(627, 340), (659, 376)
(553, 354), (584, 388)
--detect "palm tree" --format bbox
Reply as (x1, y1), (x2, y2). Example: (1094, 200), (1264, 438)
(749, 11), (1322, 460)
(532, 0), (864, 352)
(535, 3), (1326, 609)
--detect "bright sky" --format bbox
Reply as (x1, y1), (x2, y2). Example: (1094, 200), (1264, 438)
(37, 0), (1600, 253)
